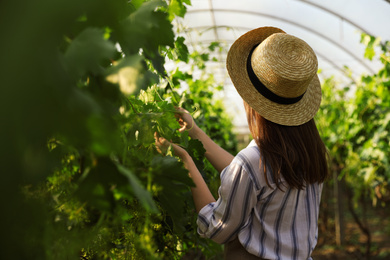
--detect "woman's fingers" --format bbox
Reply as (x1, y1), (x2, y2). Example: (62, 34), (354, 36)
(154, 132), (189, 159)
(178, 118), (188, 132)
(174, 107), (194, 132)
(154, 132), (170, 155)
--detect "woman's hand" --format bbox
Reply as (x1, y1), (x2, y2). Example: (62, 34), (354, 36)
(175, 107), (199, 138)
(154, 132), (189, 161)
(154, 134), (216, 213)
(175, 107), (234, 173)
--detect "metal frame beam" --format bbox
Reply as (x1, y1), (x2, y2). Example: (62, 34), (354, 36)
(183, 37), (354, 82)
(185, 9), (374, 73)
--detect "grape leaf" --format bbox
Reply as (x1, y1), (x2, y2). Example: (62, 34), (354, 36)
(175, 36), (189, 63)
(63, 27), (116, 78)
(151, 156), (194, 232)
(116, 163), (158, 213)
(119, 0), (174, 55)
(75, 158), (122, 213)
(168, 0), (188, 20)
(105, 55), (158, 95)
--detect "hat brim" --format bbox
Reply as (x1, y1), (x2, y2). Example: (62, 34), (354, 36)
(226, 27), (321, 126)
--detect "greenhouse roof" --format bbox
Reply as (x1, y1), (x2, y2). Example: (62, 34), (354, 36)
(173, 0), (390, 131)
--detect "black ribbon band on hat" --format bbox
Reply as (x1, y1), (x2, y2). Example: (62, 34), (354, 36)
(246, 47), (305, 105)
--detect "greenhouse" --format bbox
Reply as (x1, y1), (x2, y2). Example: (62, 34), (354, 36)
(1, 0), (389, 259)
(175, 0), (390, 132)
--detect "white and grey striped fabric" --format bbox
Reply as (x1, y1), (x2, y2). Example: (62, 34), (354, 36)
(197, 140), (323, 260)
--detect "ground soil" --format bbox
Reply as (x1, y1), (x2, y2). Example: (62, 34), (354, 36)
(312, 204), (390, 260)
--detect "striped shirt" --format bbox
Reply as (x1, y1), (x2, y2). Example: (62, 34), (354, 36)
(197, 140), (323, 260)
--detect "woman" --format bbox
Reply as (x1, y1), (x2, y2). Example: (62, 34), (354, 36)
(156, 26), (328, 260)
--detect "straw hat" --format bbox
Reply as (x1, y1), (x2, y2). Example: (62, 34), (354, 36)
(226, 26), (321, 126)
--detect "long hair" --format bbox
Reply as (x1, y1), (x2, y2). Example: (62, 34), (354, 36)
(244, 101), (329, 190)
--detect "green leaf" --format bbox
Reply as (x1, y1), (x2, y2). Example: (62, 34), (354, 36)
(361, 33), (382, 61)
(87, 115), (121, 155)
(171, 68), (192, 86)
(119, 0), (174, 55)
(105, 55), (158, 95)
(63, 27), (116, 78)
(129, 0), (145, 9)
(116, 163), (158, 213)
(151, 156), (193, 232)
(144, 49), (167, 75)
(175, 36), (189, 63)
(186, 138), (206, 171)
(168, 0), (188, 20)
(139, 85), (158, 103)
(75, 158), (122, 213)
(208, 41), (220, 51)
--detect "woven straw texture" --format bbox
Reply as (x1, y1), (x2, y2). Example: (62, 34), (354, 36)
(226, 27), (321, 126)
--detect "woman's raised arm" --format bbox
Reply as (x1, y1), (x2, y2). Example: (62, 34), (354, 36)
(176, 107), (234, 173)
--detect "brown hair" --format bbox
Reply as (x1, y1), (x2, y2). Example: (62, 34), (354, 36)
(244, 101), (329, 190)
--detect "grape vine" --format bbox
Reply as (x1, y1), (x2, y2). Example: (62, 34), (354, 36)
(0, 0), (236, 259)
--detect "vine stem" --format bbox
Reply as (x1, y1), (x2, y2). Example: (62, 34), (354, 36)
(380, 54), (390, 63)
(154, 86), (164, 102)
(122, 130), (128, 165)
(127, 98), (139, 114)
(347, 186), (371, 259)
(164, 77), (181, 105)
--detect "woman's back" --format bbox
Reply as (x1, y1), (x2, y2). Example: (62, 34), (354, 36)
(198, 141), (322, 259)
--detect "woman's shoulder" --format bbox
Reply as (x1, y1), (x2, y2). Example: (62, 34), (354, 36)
(229, 140), (264, 190)
(230, 140), (262, 175)
(234, 140), (261, 164)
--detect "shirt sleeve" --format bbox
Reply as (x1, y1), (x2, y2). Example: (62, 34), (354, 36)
(196, 161), (258, 244)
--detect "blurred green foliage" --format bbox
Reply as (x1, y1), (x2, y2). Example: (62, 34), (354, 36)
(317, 35), (390, 206)
(0, 0), (236, 259)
